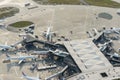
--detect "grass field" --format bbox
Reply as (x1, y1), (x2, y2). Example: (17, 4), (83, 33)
(33, 0), (120, 8)
(9, 21), (33, 28)
(0, 7), (19, 19)
(33, 0), (81, 5)
(85, 0), (120, 8)
(48, 0), (81, 4)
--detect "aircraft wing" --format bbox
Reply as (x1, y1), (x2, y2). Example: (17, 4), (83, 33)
(0, 45), (10, 49)
(18, 59), (25, 65)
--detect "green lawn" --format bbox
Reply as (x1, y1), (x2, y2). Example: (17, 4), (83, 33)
(33, 0), (81, 5)
(33, 0), (120, 8)
(9, 21), (33, 28)
(0, 7), (19, 19)
(48, 0), (81, 4)
(85, 0), (120, 8)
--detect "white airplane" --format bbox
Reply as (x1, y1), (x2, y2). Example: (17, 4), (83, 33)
(43, 27), (55, 42)
(22, 72), (41, 80)
(103, 27), (120, 34)
(106, 52), (120, 58)
(30, 49), (69, 57)
(0, 44), (14, 51)
(49, 49), (69, 57)
(111, 27), (120, 34)
(110, 53), (120, 58)
(112, 53), (120, 58)
(31, 50), (50, 55)
(99, 40), (112, 52)
(0, 40), (22, 51)
(4, 54), (36, 65)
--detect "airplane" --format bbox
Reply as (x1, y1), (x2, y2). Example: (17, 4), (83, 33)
(22, 72), (41, 80)
(0, 44), (14, 51)
(30, 50), (50, 55)
(30, 49), (69, 57)
(49, 49), (69, 57)
(112, 53), (120, 58)
(106, 52), (120, 58)
(103, 27), (120, 34)
(111, 27), (120, 34)
(4, 54), (37, 65)
(106, 53), (120, 62)
(43, 27), (55, 42)
(0, 39), (23, 51)
(99, 40), (112, 52)
(37, 65), (57, 70)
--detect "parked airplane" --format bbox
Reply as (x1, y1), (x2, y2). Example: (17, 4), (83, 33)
(31, 49), (69, 57)
(0, 40), (22, 51)
(112, 53), (120, 58)
(43, 27), (55, 42)
(22, 72), (41, 80)
(31, 50), (50, 55)
(106, 52), (120, 58)
(49, 49), (69, 57)
(4, 54), (37, 64)
(103, 27), (120, 34)
(99, 40), (112, 52)
(0, 44), (14, 51)
(37, 65), (57, 70)
(111, 27), (120, 34)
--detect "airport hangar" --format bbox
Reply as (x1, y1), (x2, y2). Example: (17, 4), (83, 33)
(59, 39), (120, 80)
